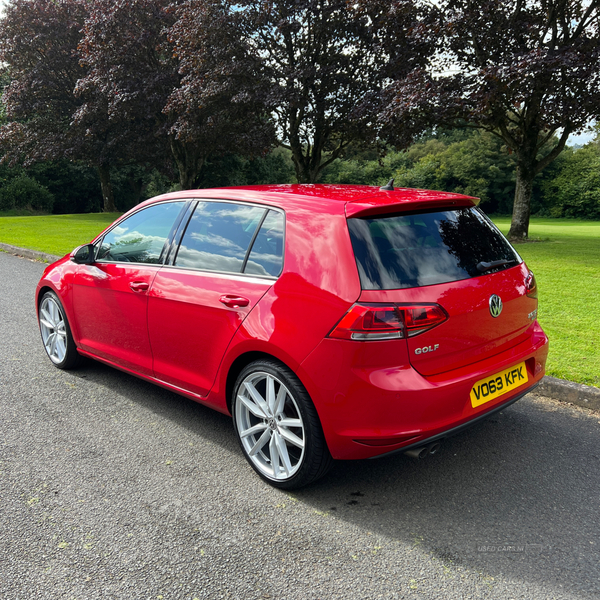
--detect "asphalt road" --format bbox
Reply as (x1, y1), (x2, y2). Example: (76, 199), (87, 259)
(1, 250), (599, 600)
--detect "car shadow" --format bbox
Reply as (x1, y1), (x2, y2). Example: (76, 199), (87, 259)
(70, 360), (600, 597)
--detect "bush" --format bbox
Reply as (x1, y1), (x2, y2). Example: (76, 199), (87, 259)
(540, 144), (600, 219)
(0, 174), (54, 213)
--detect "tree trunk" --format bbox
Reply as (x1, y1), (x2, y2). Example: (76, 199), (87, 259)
(508, 164), (535, 240)
(290, 147), (311, 183)
(97, 163), (117, 213)
(170, 138), (204, 189)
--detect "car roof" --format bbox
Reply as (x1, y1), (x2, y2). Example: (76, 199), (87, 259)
(143, 184), (479, 217)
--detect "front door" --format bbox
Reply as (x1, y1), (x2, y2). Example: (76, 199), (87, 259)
(72, 201), (185, 375)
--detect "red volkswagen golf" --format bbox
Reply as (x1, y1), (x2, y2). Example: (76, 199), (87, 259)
(36, 184), (548, 488)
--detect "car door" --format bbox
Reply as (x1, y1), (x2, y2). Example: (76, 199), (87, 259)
(148, 201), (285, 397)
(72, 201), (186, 375)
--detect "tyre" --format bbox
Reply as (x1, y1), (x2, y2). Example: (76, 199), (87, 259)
(38, 291), (81, 369)
(232, 360), (333, 489)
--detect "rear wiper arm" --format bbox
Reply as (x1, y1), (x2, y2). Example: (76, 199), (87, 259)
(476, 259), (515, 273)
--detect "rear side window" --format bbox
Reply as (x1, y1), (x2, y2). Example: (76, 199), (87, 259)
(175, 202), (265, 272)
(174, 201), (284, 277)
(347, 208), (521, 290)
(245, 210), (284, 277)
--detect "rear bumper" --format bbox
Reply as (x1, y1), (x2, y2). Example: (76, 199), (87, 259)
(370, 382), (538, 459)
(300, 322), (549, 460)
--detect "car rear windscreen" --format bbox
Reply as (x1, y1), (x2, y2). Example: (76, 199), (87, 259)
(347, 207), (522, 290)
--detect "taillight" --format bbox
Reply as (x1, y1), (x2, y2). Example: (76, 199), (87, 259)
(328, 303), (448, 341)
(525, 270), (538, 299)
(404, 305), (448, 336)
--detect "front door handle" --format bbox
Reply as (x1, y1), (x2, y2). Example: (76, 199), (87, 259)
(129, 281), (149, 292)
(219, 295), (250, 308)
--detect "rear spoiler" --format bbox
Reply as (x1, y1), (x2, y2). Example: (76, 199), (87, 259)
(345, 191), (479, 219)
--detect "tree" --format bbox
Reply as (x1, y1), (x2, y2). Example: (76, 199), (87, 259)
(0, 0), (119, 211)
(380, 0), (600, 239)
(166, 0), (275, 188)
(321, 129), (518, 213)
(234, 0), (431, 183)
(79, 0), (273, 190)
(541, 141), (600, 219)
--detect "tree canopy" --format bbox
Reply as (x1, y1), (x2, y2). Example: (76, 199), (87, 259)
(381, 0), (600, 238)
(1, 0), (600, 224)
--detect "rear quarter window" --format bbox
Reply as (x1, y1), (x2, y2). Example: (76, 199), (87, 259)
(347, 207), (521, 290)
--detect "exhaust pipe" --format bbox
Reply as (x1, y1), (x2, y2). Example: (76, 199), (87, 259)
(428, 442), (442, 455)
(404, 446), (430, 459)
(404, 441), (443, 459)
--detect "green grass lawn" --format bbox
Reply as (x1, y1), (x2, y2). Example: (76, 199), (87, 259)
(1, 212), (598, 387)
(493, 218), (600, 388)
(0, 212), (121, 257)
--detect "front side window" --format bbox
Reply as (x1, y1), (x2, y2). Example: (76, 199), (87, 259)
(348, 207), (522, 290)
(97, 202), (184, 264)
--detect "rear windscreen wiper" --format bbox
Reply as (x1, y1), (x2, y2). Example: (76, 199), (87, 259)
(476, 259), (515, 273)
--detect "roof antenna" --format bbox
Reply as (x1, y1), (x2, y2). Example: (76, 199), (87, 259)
(379, 178), (394, 191)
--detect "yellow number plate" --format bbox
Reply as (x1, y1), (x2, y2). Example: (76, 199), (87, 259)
(470, 362), (528, 408)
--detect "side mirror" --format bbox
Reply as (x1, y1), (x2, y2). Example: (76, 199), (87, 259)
(71, 243), (96, 265)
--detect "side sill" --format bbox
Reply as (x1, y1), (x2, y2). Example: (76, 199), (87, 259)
(76, 348), (231, 416)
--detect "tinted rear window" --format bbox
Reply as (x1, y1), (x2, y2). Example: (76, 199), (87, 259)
(347, 208), (521, 290)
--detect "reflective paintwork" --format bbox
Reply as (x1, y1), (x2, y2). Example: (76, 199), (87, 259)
(36, 185), (549, 461)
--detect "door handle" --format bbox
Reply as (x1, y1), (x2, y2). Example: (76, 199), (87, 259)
(219, 295), (250, 308)
(129, 281), (149, 292)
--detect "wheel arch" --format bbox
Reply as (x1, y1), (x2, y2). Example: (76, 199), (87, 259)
(36, 284), (55, 310)
(225, 351), (292, 414)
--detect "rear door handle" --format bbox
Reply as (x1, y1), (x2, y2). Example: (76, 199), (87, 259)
(129, 281), (149, 292)
(219, 295), (250, 308)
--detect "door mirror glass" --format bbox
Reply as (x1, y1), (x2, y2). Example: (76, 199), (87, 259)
(71, 243), (96, 265)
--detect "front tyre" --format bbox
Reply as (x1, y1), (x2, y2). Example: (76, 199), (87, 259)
(38, 291), (81, 369)
(232, 360), (333, 489)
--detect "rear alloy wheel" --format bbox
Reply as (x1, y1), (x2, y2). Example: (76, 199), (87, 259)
(232, 360), (333, 489)
(38, 291), (81, 369)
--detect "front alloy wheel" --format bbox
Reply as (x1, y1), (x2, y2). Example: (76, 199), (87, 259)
(233, 360), (332, 489)
(38, 291), (81, 369)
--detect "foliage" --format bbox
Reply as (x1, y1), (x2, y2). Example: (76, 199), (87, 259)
(27, 161), (103, 214)
(197, 148), (296, 188)
(541, 143), (600, 219)
(0, 0), (87, 163)
(166, 0), (275, 188)
(0, 0), (124, 211)
(77, 0), (179, 185)
(322, 130), (518, 212)
(380, 0), (600, 239)
(234, 0), (431, 183)
(0, 174), (54, 212)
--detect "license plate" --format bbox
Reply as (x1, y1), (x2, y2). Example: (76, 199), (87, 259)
(470, 362), (528, 408)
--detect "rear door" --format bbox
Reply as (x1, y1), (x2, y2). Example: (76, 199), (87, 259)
(148, 201), (285, 396)
(348, 207), (537, 376)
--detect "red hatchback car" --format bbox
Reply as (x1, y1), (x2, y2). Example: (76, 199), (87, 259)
(36, 184), (548, 488)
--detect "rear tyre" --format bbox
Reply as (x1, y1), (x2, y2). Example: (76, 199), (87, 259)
(38, 291), (81, 370)
(232, 360), (333, 489)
